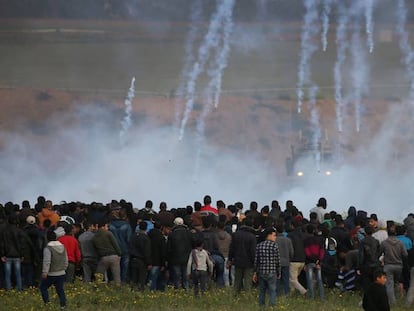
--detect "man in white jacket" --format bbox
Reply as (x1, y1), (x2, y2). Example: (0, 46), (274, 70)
(39, 230), (68, 308)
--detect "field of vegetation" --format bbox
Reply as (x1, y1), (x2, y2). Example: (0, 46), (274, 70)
(0, 279), (411, 311)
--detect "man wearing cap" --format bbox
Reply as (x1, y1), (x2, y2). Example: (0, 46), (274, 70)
(23, 215), (42, 287)
(167, 217), (192, 289)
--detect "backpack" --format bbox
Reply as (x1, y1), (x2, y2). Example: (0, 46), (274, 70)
(325, 236), (337, 255)
(322, 237), (339, 273)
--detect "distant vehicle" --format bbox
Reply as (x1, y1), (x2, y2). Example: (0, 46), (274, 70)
(286, 134), (335, 179)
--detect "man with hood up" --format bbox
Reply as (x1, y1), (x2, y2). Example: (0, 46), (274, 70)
(39, 230), (68, 308)
(109, 205), (132, 284)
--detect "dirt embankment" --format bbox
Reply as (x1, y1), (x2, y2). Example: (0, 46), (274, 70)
(1, 86), (408, 177)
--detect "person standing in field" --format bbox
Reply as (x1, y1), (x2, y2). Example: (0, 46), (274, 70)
(253, 227), (281, 308)
(39, 230), (68, 309)
(362, 269), (390, 311)
(92, 221), (122, 286)
(187, 240), (214, 297)
(227, 217), (257, 294)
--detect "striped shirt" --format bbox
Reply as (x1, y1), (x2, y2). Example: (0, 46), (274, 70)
(254, 240), (281, 276)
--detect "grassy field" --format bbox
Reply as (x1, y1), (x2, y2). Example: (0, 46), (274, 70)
(0, 280), (411, 311)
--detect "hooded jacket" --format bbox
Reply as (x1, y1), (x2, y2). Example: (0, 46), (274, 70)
(43, 241), (68, 276)
(109, 219), (132, 256)
(380, 236), (408, 266)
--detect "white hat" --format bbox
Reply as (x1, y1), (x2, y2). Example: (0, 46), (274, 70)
(26, 216), (36, 225)
(174, 217), (184, 226)
(54, 226), (65, 238)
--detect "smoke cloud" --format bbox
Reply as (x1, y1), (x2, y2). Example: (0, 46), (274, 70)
(1, 0), (414, 222)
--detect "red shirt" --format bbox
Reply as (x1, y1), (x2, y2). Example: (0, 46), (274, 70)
(58, 235), (81, 264)
(200, 205), (219, 216)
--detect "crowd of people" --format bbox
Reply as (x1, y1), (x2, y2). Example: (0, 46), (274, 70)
(0, 195), (413, 309)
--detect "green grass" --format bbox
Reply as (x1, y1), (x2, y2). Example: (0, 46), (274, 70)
(0, 280), (411, 311)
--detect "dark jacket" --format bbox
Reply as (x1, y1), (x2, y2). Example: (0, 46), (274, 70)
(1, 223), (25, 258)
(24, 223), (44, 258)
(21, 229), (39, 265)
(129, 231), (151, 265)
(228, 226), (257, 268)
(201, 229), (222, 257)
(288, 227), (307, 262)
(363, 282), (390, 311)
(359, 235), (381, 269)
(331, 226), (353, 253)
(167, 225), (193, 265)
(92, 229), (121, 257)
(148, 228), (166, 266)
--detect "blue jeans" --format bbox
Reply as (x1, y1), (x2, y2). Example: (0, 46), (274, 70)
(4, 257), (22, 291)
(172, 265), (188, 289)
(211, 254), (224, 287)
(258, 273), (277, 306)
(120, 255), (130, 283)
(39, 275), (66, 307)
(277, 266), (290, 296)
(305, 263), (324, 299)
(150, 266), (166, 291)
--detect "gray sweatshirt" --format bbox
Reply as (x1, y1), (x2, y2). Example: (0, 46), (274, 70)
(276, 236), (294, 267)
(380, 236), (408, 266)
(187, 248), (214, 275)
(42, 241), (68, 276)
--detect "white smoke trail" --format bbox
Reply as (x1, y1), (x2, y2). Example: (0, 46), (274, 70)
(350, 23), (369, 133)
(297, 0), (320, 114)
(193, 0), (235, 180)
(308, 85), (321, 171)
(334, 2), (350, 133)
(208, 0), (235, 109)
(365, 0), (375, 53)
(321, 0), (334, 52)
(396, 0), (414, 105)
(178, 1), (230, 141)
(174, 0), (203, 129)
(119, 76), (135, 145)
